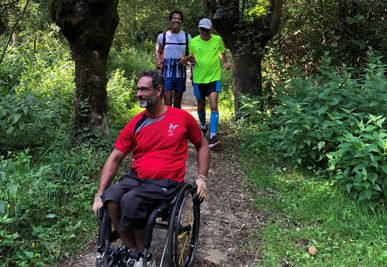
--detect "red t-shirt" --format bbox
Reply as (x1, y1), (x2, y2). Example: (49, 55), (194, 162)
(115, 106), (203, 182)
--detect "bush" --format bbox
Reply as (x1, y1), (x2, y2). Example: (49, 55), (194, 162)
(236, 52), (386, 207)
(107, 69), (138, 126)
(0, 145), (107, 266)
(107, 46), (154, 76)
(327, 115), (387, 209)
(272, 53), (386, 167)
(0, 29), (74, 153)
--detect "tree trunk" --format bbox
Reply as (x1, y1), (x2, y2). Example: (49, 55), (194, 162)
(50, 0), (119, 140)
(204, 0), (283, 113)
(72, 43), (109, 137)
(231, 51), (262, 111)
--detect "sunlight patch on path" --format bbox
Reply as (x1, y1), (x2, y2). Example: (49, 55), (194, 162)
(181, 69), (198, 119)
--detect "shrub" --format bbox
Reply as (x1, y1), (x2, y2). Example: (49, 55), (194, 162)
(236, 52), (386, 207)
(107, 69), (138, 126)
(327, 115), (387, 209)
(0, 29), (74, 153)
(272, 54), (386, 168)
(107, 46), (154, 76)
(0, 145), (106, 266)
(0, 90), (71, 152)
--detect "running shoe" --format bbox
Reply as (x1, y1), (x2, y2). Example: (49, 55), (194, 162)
(209, 136), (221, 149)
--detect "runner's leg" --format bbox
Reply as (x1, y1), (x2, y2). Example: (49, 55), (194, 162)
(163, 77), (174, 106)
(173, 77), (186, 109)
(209, 92), (219, 137)
(173, 91), (183, 109)
(164, 91), (172, 106)
(194, 83), (207, 127)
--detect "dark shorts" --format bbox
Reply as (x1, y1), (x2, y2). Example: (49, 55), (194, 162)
(193, 81), (221, 100)
(102, 171), (182, 231)
(164, 77), (186, 93)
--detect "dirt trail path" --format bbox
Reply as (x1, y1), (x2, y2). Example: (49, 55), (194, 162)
(61, 76), (264, 267)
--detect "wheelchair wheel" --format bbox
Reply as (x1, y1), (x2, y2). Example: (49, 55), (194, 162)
(96, 207), (111, 266)
(96, 208), (123, 267)
(168, 183), (200, 267)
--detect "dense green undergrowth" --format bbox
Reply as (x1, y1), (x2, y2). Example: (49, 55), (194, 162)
(1, 24), (385, 266)
(0, 30), (153, 266)
(237, 53), (387, 209)
(237, 144), (387, 266)
(233, 53), (387, 266)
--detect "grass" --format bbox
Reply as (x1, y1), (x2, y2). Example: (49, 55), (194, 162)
(237, 143), (387, 266)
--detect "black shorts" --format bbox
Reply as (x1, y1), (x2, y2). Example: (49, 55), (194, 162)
(102, 171), (182, 231)
(193, 80), (221, 100)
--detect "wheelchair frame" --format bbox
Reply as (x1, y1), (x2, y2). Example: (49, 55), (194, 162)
(96, 182), (200, 267)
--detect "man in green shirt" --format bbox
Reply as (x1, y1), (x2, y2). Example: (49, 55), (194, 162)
(188, 18), (231, 148)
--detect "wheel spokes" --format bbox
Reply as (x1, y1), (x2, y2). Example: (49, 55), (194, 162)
(177, 194), (195, 266)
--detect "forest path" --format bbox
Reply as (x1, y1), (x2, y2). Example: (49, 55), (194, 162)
(61, 74), (264, 267)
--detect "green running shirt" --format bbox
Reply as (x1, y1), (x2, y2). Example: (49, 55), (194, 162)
(189, 34), (225, 84)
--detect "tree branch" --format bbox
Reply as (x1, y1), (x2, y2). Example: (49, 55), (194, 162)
(0, 0), (29, 64)
(0, 0), (19, 8)
(269, 0), (283, 36)
(0, 0), (19, 17)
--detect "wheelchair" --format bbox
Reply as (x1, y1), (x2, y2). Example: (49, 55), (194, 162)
(96, 182), (200, 267)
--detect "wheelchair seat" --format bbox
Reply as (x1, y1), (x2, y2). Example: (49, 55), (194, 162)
(96, 182), (200, 267)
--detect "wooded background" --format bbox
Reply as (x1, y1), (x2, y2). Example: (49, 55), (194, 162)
(0, 0), (386, 266)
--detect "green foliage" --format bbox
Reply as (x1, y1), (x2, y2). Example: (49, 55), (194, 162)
(107, 69), (138, 125)
(245, 0), (270, 19)
(217, 67), (235, 120)
(0, 146), (106, 266)
(236, 53), (386, 207)
(0, 24), (156, 265)
(237, 139), (387, 266)
(0, 27), (74, 152)
(0, 91), (58, 150)
(0, 14), (169, 263)
(269, 0), (386, 74)
(106, 46), (154, 126)
(107, 46), (154, 75)
(327, 115), (387, 209)
(113, 0), (206, 48)
(273, 55), (385, 159)
(272, 54), (386, 206)
(235, 95), (264, 122)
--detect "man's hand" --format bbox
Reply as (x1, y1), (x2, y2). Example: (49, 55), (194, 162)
(189, 55), (196, 64)
(92, 193), (103, 217)
(195, 174), (207, 201)
(177, 56), (188, 66)
(156, 60), (163, 70)
(223, 62), (231, 70)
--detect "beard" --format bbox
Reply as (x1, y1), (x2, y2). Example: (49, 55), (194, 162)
(138, 95), (157, 108)
(138, 100), (148, 108)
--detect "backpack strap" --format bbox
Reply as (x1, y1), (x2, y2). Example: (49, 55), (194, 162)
(162, 32), (166, 48)
(185, 32), (189, 56)
(162, 31), (189, 55)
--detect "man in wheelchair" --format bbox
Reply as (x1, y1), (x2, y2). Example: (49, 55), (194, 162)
(92, 70), (210, 267)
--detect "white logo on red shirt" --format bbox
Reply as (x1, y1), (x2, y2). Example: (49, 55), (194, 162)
(168, 123), (178, 136)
